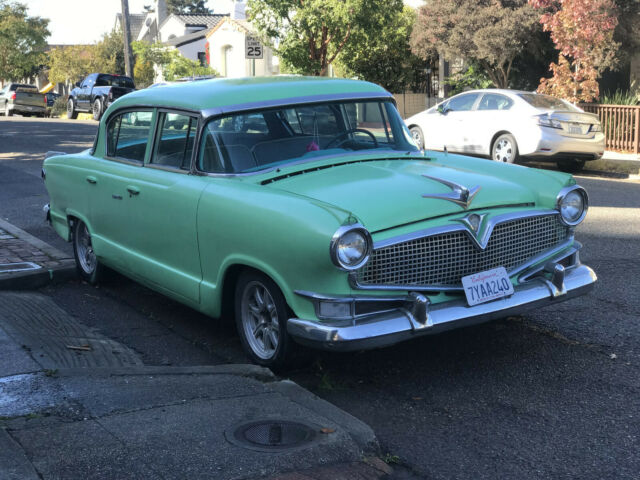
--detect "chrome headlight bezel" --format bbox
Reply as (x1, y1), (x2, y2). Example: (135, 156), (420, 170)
(556, 185), (589, 226)
(330, 224), (372, 271)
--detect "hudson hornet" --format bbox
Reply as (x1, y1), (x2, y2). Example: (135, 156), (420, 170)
(42, 77), (597, 367)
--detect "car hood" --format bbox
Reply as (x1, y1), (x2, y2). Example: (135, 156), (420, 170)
(261, 153), (569, 233)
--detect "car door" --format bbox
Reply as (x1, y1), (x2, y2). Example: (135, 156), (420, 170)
(88, 109), (155, 275)
(117, 110), (208, 304)
(440, 92), (481, 153)
(77, 74), (96, 110)
(474, 93), (515, 155)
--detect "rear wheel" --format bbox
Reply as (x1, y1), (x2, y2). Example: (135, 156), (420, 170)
(72, 220), (102, 284)
(557, 159), (586, 173)
(92, 98), (102, 121)
(235, 271), (293, 369)
(410, 126), (424, 149)
(67, 99), (78, 120)
(491, 133), (518, 163)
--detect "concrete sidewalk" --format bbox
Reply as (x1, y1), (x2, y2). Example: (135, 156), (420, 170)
(0, 290), (390, 480)
(0, 217), (75, 290)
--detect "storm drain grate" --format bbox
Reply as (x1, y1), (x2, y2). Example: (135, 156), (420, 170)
(226, 420), (319, 452)
(0, 262), (42, 274)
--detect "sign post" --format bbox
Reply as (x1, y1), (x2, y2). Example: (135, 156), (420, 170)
(245, 35), (263, 76)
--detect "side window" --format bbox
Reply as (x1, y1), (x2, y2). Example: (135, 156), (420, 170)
(151, 112), (198, 170)
(446, 93), (480, 112)
(106, 111), (153, 163)
(478, 94), (513, 111)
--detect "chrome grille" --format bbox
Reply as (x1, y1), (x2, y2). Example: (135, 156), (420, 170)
(357, 214), (568, 288)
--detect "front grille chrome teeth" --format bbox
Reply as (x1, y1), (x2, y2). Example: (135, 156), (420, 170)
(357, 215), (568, 288)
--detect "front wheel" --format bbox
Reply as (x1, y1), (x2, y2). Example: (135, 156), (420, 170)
(410, 126), (424, 149)
(557, 159), (586, 173)
(72, 220), (103, 284)
(235, 271), (293, 369)
(92, 98), (102, 121)
(491, 133), (518, 163)
(67, 99), (78, 119)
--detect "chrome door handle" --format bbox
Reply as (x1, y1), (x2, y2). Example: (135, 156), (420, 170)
(86, 176), (97, 184)
(126, 186), (140, 196)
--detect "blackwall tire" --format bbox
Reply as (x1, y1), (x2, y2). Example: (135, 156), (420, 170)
(67, 99), (78, 120)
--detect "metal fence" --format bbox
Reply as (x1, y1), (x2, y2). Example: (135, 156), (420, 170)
(580, 104), (640, 154)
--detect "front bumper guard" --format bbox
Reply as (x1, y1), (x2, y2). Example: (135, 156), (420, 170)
(287, 263), (596, 351)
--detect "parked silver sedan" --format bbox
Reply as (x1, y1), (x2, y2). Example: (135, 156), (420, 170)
(406, 89), (605, 172)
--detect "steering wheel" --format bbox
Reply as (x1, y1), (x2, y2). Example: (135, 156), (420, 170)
(324, 128), (379, 149)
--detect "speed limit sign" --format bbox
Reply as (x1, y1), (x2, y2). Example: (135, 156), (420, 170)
(245, 36), (263, 59)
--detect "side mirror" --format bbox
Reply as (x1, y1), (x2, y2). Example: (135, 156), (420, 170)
(437, 105), (449, 115)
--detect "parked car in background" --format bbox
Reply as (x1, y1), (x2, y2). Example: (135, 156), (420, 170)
(45, 91), (61, 108)
(67, 73), (135, 121)
(43, 77), (596, 368)
(0, 83), (46, 117)
(406, 89), (605, 172)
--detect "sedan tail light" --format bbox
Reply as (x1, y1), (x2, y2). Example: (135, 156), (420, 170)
(536, 114), (562, 129)
(10, 92), (16, 100)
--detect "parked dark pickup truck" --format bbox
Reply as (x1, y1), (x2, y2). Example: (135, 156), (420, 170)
(0, 83), (46, 117)
(67, 73), (135, 121)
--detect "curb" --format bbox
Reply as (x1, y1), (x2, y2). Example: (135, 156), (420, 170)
(0, 218), (76, 290)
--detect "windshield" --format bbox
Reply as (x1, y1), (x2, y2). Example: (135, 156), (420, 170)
(518, 93), (580, 112)
(198, 99), (418, 174)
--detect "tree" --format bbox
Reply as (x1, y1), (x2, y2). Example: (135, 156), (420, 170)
(166, 0), (212, 14)
(336, 4), (430, 92)
(248, 0), (391, 77)
(0, 0), (50, 81)
(93, 28), (126, 75)
(530, 0), (619, 102)
(411, 0), (540, 89)
(132, 41), (217, 86)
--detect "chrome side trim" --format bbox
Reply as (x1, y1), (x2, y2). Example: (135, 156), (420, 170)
(288, 263), (597, 351)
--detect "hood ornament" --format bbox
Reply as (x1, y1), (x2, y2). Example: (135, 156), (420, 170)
(421, 175), (481, 209)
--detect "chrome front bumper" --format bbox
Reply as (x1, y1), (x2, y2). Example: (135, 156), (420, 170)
(287, 263), (597, 351)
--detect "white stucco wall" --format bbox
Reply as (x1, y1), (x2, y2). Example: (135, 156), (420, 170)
(160, 17), (190, 42)
(176, 38), (207, 62)
(206, 21), (277, 78)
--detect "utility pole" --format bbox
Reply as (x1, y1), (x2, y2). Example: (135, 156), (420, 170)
(121, 0), (134, 78)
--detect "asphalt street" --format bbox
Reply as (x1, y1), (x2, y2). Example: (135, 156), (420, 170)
(1, 116), (639, 479)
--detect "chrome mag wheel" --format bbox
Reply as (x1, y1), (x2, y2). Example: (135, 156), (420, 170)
(240, 280), (280, 360)
(75, 221), (97, 275)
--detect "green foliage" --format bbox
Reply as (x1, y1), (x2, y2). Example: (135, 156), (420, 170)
(48, 28), (126, 85)
(600, 85), (640, 105)
(411, 0), (540, 88)
(0, 0), (50, 81)
(445, 64), (493, 96)
(166, 0), (211, 14)
(50, 96), (67, 117)
(336, 5), (429, 92)
(248, 0), (393, 77)
(132, 41), (218, 85)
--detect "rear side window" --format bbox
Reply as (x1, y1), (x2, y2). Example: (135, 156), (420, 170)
(151, 112), (197, 170)
(106, 111), (153, 163)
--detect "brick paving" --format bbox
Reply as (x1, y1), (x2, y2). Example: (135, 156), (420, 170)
(0, 218), (74, 287)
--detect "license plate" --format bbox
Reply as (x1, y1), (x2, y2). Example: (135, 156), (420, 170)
(461, 267), (514, 306)
(569, 125), (582, 134)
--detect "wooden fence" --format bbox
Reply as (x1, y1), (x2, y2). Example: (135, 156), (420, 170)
(580, 104), (640, 154)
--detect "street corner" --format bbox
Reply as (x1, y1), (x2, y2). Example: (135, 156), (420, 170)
(0, 218), (75, 290)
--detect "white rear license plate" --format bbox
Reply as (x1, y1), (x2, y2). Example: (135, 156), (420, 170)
(569, 125), (582, 134)
(462, 267), (514, 306)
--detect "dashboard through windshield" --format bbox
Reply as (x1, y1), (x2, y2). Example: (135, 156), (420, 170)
(198, 99), (418, 174)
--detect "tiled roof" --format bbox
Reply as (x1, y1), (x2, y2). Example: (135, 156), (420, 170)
(164, 28), (212, 47)
(116, 13), (147, 41)
(160, 14), (227, 30)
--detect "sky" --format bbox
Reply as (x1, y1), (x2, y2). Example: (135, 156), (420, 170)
(25, 0), (424, 46)
(25, 0), (231, 45)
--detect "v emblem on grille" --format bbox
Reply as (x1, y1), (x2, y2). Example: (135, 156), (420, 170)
(422, 175), (481, 210)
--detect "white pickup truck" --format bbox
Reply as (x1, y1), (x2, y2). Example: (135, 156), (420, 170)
(0, 83), (47, 117)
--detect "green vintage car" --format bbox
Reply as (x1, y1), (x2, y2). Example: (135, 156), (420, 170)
(43, 77), (597, 367)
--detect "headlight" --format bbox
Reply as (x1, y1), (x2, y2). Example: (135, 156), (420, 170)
(557, 186), (588, 226)
(330, 225), (372, 271)
(537, 115), (562, 129)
